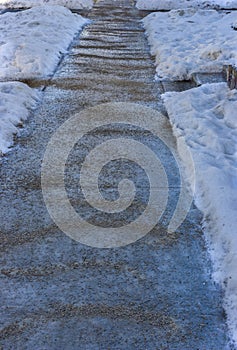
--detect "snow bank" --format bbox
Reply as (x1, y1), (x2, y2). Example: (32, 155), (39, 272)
(0, 5), (89, 154)
(0, 82), (39, 154)
(0, 5), (89, 80)
(136, 0), (237, 10)
(163, 82), (237, 347)
(143, 9), (237, 80)
(0, 0), (93, 9)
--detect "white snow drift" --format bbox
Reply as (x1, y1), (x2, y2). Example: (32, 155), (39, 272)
(136, 0), (237, 10)
(0, 5), (89, 80)
(143, 9), (237, 80)
(163, 82), (237, 346)
(0, 82), (39, 154)
(0, 0), (93, 9)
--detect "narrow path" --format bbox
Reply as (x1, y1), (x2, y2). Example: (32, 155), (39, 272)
(53, 0), (164, 110)
(0, 0), (229, 348)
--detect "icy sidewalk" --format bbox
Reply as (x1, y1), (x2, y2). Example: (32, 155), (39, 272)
(0, 0), (230, 349)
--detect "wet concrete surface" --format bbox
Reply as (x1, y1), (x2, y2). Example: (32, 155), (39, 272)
(0, 0), (230, 348)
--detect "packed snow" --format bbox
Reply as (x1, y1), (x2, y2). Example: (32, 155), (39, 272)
(0, 0), (93, 9)
(163, 82), (237, 347)
(0, 82), (39, 154)
(143, 9), (237, 81)
(136, 0), (237, 10)
(0, 5), (89, 80)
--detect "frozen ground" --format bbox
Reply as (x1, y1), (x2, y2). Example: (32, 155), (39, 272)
(0, 5), (89, 153)
(0, 82), (39, 154)
(0, 0), (93, 9)
(136, 0), (237, 10)
(163, 82), (237, 346)
(143, 9), (237, 81)
(0, 5), (89, 80)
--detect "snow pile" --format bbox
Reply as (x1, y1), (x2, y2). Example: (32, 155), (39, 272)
(0, 0), (93, 9)
(0, 82), (39, 154)
(163, 82), (237, 346)
(143, 9), (237, 80)
(136, 0), (237, 10)
(0, 5), (89, 80)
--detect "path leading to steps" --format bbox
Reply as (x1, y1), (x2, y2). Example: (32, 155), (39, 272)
(0, 0), (230, 348)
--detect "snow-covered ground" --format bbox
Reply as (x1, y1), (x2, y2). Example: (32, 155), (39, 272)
(143, 9), (237, 81)
(0, 5), (89, 153)
(0, 5), (89, 80)
(0, 0), (93, 10)
(136, 0), (237, 10)
(163, 82), (237, 347)
(0, 82), (39, 154)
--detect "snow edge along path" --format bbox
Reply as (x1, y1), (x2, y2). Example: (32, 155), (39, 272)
(0, 0), (94, 10)
(0, 5), (90, 154)
(0, 82), (40, 154)
(136, 0), (237, 10)
(162, 83), (237, 348)
(0, 5), (90, 80)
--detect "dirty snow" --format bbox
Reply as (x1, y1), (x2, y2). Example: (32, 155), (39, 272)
(143, 9), (237, 81)
(0, 5), (89, 80)
(0, 82), (39, 154)
(0, 0), (93, 9)
(163, 82), (237, 347)
(136, 0), (237, 10)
